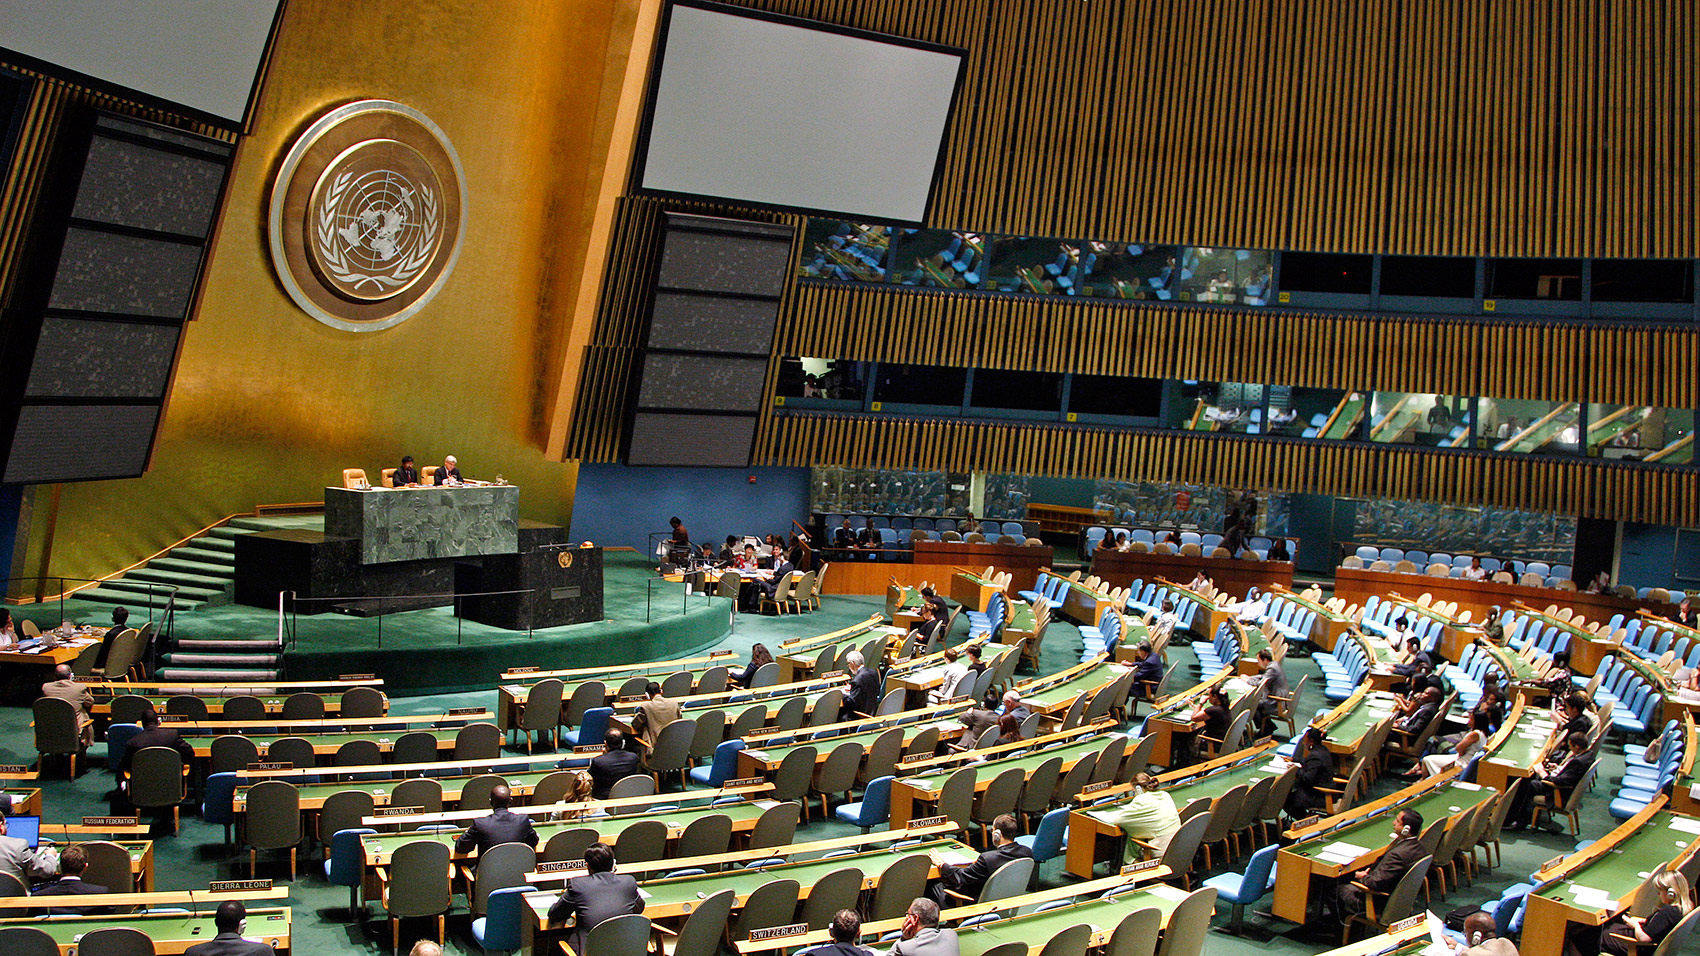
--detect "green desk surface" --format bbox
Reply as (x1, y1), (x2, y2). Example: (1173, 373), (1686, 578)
(745, 720), (938, 765)
(362, 800), (771, 860)
(1007, 604), (1035, 632)
(1083, 754), (1278, 822)
(1536, 811), (1700, 907)
(182, 728), (456, 753)
(1327, 693), (1396, 750)
(234, 767), (562, 807)
(1026, 663), (1127, 708)
(641, 838), (969, 910)
(903, 735), (1119, 793)
(955, 883), (1192, 953)
(1481, 711), (1557, 770)
(1485, 646), (1542, 681)
(22, 909), (291, 948)
(957, 573), (1001, 588)
(1289, 780), (1495, 862)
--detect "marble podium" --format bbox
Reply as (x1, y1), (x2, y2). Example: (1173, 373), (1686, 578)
(324, 485), (519, 564)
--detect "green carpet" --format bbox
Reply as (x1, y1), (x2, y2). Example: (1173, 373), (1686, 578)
(0, 584), (1638, 956)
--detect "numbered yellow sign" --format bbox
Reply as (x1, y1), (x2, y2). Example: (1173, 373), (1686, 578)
(1277, 291), (1291, 304)
(1483, 299), (1496, 312)
(870, 401), (883, 412)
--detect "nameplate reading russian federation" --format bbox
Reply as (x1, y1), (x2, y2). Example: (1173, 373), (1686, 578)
(748, 924), (809, 942)
(83, 816), (138, 827)
(446, 707), (483, 716)
(0, 765), (30, 774)
(247, 762), (292, 772)
(724, 777), (766, 790)
(509, 666), (541, 674)
(535, 860), (586, 874)
(1120, 859), (1161, 875)
(376, 806), (425, 817)
(906, 815), (948, 830)
(340, 674), (376, 681)
(211, 879), (273, 893)
(572, 745), (605, 754)
(1081, 781), (1115, 795)
(617, 694), (647, 704)
(1390, 914), (1428, 932)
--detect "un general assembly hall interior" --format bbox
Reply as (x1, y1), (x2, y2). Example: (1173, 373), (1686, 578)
(4, 2), (1700, 956)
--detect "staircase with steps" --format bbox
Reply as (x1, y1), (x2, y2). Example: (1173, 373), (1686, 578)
(74, 514), (324, 682)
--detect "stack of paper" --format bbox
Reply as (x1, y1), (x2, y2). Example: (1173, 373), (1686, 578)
(1316, 841), (1370, 865)
(1569, 884), (1614, 908)
(1146, 884), (1191, 902)
(1668, 817), (1700, 835)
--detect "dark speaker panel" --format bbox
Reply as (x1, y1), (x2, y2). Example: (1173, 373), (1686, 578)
(647, 291), (781, 355)
(2, 405), (159, 484)
(636, 353), (768, 412)
(627, 412), (757, 467)
(25, 317), (180, 399)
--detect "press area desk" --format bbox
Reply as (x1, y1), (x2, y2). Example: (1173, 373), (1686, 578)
(1090, 549), (1293, 600)
(7, 907), (291, 954)
(821, 540), (1052, 595)
(1521, 801), (1700, 956)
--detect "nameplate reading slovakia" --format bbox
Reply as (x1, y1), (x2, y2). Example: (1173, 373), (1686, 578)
(749, 924), (809, 942)
(1120, 859), (1161, 875)
(0, 765), (30, 775)
(724, 777), (766, 790)
(83, 816), (138, 827)
(572, 745), (605, 754)
(446, 707), (483, 716)
(340, 674), (376, 681)
(211, 879), (273, 893)
(247, 762), (292, 772)
(535, 860), (587, 874)
(1390, 914), (1428, 932)
(617, 694), (647, 704)
(376, 806), (425, 817)
(1080, 781), (1115, 795)
(906, 815), (948, 830)
(508, 666), (541, 674)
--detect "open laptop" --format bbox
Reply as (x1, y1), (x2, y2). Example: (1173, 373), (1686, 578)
(5, 814), (40, 848)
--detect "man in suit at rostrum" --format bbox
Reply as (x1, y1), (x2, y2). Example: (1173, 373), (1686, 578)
(929, 814), (1032, 905)
(547, 842), (643, 954)
(184, 901), (277, 956)
(454, 784), (539, 860)
(1334, 808), (1427, 922)
(31, 845), (110, 914)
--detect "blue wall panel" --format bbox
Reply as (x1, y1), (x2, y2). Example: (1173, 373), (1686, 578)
(569, 464), (812, 554)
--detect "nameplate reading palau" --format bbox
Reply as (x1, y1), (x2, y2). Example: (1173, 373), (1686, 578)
(340, 674), (376, 681)
(1120, 859), (1161, 875)
(375, 806), (425, 817)
(247, 762), (292, 772)
(906, 815), (948, 830)
(83, 816), (138, 827)
(724, 777), (765, 790)
(211, 880), (273, 893)
(749, 924), (809, 942)
(535, 860), (587, 873)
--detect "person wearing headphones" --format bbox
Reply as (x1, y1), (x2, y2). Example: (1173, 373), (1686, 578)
(1105, 772), (1181, 861)
(1335, 808), (1426, 921)
(184, 900), (275, 956)
(1284, 726), (1336, 819)
(1596, 870), (1692, 956)
(1450, 911), (1517, 956)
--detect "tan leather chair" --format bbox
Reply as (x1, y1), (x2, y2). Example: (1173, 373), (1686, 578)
(421, 465), (439, 485)
(381, 468), (397, 488)
(341, 468), (367, 489)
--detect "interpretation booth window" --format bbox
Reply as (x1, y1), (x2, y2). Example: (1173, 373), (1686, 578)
(968, 369), (1063, 413)
(798, 220), (889, 283)
(1379, 255), (1476, 298)
(1068, 373), (1164, 420)
(1478, 396), (1582, 455)
(1585, 404), (1694, 463)
(1366, 392), (1471, 447)
(1592, 259), (1694, 303)
(871, 363), (968, 411)
(890, 229), (985, 290)
(774, 356), (864, 403)
(1489, 257), (1584, 300)
(1278, 251), (1374, 294)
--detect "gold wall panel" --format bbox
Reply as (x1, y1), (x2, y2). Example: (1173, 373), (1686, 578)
(13, 0), (643, 582)
(763, 413), (1700, 527)
(725, 0), (1700, 257)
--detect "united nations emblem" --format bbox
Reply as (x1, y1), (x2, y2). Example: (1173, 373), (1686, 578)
(269, 100), (465, 332)
(557, 552), (574, 569)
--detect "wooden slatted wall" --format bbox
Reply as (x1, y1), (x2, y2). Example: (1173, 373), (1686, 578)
(767, 413), (1700, 527)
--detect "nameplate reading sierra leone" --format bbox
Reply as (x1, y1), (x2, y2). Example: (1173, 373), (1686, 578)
(906, 815), (948, 830)
(724, 777), (765, 789)
(1080, 781), (1115, 795)
(247, 762), (292, 772)
(535, 860), (586, 873)
(1120, 859), (1161, 875)
(375, 806), (425, 817)
(340, 674), (376, 681)
(1390, 914), (1428, 932)
(748, 924), (809, 942)
(446, 707), (483, 716)
(83, 816), (137, 827)
(211, 880), (273, 893)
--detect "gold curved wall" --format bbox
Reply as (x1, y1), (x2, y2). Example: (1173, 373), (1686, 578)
(18, 0), (643, 581)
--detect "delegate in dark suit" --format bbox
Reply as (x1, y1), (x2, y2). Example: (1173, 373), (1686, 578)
(840, 664), (881, 721)
(931, 841), (1032, 904)
(1336, 816), (1426, 917)
(1284, 741), (1336, 818)
(548, 871), (644, 953)
(454, 807), (539, 857)
(33, 877), (111, 914)
(588, 747), (641, 800)
(119, 721), (195, 779)
(184, 932), (276, 956)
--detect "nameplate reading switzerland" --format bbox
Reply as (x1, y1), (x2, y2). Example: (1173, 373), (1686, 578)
(749, 924), (809, 942)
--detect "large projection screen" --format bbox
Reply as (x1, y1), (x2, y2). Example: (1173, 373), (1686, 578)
(639, 2), (964, 223)
(0, 0), (282, 126)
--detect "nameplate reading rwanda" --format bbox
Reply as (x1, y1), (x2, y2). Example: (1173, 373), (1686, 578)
(211, 879), (273, 893)
(906, 815), (948, 830)
(83, 816), (137, 827)
(375, 806), (425, 817)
